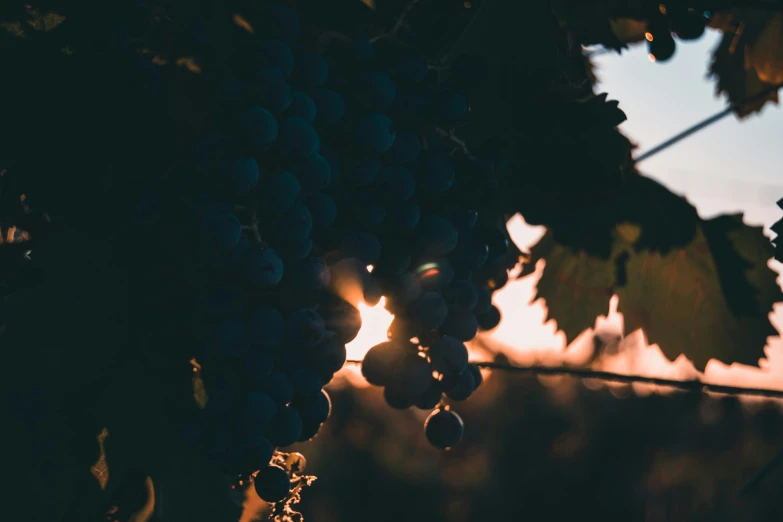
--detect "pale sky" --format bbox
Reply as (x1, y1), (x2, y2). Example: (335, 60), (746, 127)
(592, 29), (783, 230)
(483, 30), (783, 388)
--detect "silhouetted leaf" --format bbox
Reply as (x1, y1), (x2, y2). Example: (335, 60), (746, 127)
(529, 196), (780, 368)
(708, 10), (781, 117)
(525, 231), (615, 345)
(615, 216), (781, 369)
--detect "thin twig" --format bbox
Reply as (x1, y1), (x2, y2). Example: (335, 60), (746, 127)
(370, 0), (424, 43)
(432, 126), (471, 155)
(344, 360), (783, 399)
(634, 81), (783, 164)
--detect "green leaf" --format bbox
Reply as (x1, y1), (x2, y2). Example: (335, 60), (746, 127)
(615, 217), (781, 369)
(528, 198), (781, 369)
(708, 11), (781, 117)
(526, 231), (615, 345)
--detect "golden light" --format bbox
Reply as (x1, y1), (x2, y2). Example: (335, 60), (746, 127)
(336, 213), (783, 402)
(479, 214), (783, 402)
(648, 53), (656, 63)
(645, 32), (654, 42)
(346, 296), (394, 363)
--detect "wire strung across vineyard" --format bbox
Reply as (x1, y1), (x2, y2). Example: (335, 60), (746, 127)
(346, 359), (783, 399)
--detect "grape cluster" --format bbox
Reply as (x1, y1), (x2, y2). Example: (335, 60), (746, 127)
(289, 30), (514, 449)
(135, 3), (514, 491)
(645, 6), (710, 62)
(131, 3), (363, 504)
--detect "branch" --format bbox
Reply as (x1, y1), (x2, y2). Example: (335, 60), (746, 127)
(370, 0), (425, 43)
(634, 81), (783, 164)
(344, 360), (783, 399)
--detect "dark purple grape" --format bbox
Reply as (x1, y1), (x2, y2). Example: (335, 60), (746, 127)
(254, 464), (291, 502)
(424, 408), (464, 449)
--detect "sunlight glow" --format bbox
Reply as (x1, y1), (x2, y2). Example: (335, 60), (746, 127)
(346, 296), (394, 363)
(340, 213), (783, 402)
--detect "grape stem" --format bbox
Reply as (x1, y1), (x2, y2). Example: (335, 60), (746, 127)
(432, 126), (471, 156)
(370, 0), (425, 43)
(343, 360), (783, 399)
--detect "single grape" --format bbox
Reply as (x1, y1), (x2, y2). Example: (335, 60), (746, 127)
(241, 350), (275, 388)
(306, 192), (337, 230)
(444, 279), (478, 312)
(226, 157), (259, 194)
(319, 294), (362, 344)
(417, 214), (459, 256)
(257, 3), (301, 44)
(387, 199), (420, 229)
(424, 408), (464, 449)
(277, 202), (313, 241)
(348, 159), (381, 187)
(287, 91), (317, 122)
(386, 271), (421, 307)
(254, 464), (291, 502)
(242, 392), (278, 436)
(429, 336), (469, 375)
(293, 49), (329, 89)
(266, 406), (303, 447)
(235, 437), (275, 474)
(279, 116), (320, 158)
(384, 130), (421, 164)
(258, 171), (300, 213)
(439, 309), (478, 342)
(284, 452), (307, 474)
(409, 291), (448, 332)
(247, 307), (285, 352)
(418, 148), (455, 194)
(248, 66), (293, 114)
(466, 363), (483, 389)
(291, 154), (331, 191)
(308, 333), (347, 378)
(259, 371), (294, 406)
(294, 389), (331, 427)
(311, 87), (345, 126)
(415, 257), (454, 292)
(356, 71), (397, 111)
(473, 285), (492, 315)
(290, 367), (325, 397)
(476, 304), (501, 331)
(245, 247), (284, 287)
(354, 113), (396, 153)
(363, 275), (383, 306)
(251, 39), (295, 77)
(340, 232), (381, 264)
(294, 257), (331, 293)
(374, 165), (416, 202)
(286, 308), (325, 348)
(646, 23), (676, 62)
(386, 352), (433, 397)
(450, 231), (489, 271)
(361, 340), (408, 386)
(444, 369), (475, 401)
(414, 379), (443, 410)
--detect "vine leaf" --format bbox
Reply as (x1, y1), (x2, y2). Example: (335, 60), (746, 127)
(616, 215), (781, 369)
(525, 231), (615, 345)
(528, 212), (781, 370)
(708, 10), (781, 117)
